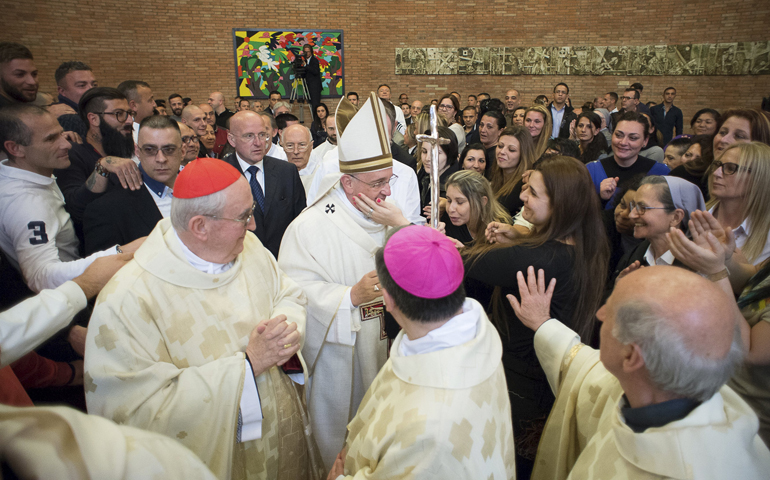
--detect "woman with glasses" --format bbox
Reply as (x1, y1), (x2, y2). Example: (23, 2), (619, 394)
(463, 155), (608, 479)
(178, 123), (200, 167)
(611, 176), (706, 283)
(707, 142), (770, 265)
(587, 111), (670, 209)
(438, 93), (466, 153)
(199, 124), (217, 157)
(670, 108), (770, 203)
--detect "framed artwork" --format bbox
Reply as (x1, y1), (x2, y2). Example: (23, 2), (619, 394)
(395, 42), (770, 76)
(233, 28), (344, 99)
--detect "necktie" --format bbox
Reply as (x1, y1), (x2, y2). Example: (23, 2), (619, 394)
(246, 165), (265, 212)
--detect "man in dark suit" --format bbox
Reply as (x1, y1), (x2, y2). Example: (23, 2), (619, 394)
(302, 44), (322, 114)
(83, 116), (183, 255)
(223, 110), (306, 258)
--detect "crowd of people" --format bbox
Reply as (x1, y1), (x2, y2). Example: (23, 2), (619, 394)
(2, 39), (770, 479)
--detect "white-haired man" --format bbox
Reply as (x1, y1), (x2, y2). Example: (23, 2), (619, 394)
(512, 266), (770, 479)
(279, 93), (411, 470)
(281, 123), (321, 194)
(85, 158), (322, 480)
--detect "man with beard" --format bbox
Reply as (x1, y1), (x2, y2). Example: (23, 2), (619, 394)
(54, 87), (143, 241)
(168, 93), (184, 121)
(312, 113), (337, 160)
(0, 42), (38, 109)
(83, 116), (183, 254)
(200, 102), (228, 157)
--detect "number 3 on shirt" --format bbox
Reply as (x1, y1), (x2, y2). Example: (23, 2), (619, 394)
(28, 221), (49, 245)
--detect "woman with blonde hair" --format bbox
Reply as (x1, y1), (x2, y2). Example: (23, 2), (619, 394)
(524, 105), (552, 159)
(489, 126), (537, 217)
(707, 141), (770, 265)
(441, 170), (512, 247)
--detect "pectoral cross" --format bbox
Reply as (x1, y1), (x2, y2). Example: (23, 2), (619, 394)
(415, 105), (450, 229)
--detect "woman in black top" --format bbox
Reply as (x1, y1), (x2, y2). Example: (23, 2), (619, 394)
(572, 111), (608, 164)
(416, 125), (459, 211)
(464, 155), (609, 479)
(488, 126), (536, 217)
(440, 170), (511, 246)
(310, 102), (329, 146)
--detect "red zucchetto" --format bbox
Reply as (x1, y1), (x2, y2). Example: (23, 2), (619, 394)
(174, 158), (241, 199)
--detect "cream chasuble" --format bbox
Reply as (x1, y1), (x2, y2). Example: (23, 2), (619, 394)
(0, 404), (217, 480)
(84, 218), (324, 480)
(278, 177), (390, 469)
(531, 319), (770, 480)
(341, 299), (516, 479)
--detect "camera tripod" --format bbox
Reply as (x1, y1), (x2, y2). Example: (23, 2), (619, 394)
(289, 76), (313, 124)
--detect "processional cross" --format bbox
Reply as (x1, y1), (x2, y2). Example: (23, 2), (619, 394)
(415, 105), (450, 229)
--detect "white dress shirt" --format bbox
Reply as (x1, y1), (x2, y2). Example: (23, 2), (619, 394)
(236, 153), (265, 196)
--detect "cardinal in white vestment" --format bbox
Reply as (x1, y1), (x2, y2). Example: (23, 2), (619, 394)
(279, 93), (409, 469)
(326, 225), (516, 480)
(509, 265), (770, 480)
(85, 158), (325, 480)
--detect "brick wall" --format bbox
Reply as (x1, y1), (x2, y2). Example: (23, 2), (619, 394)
(4, 0), (769, 127)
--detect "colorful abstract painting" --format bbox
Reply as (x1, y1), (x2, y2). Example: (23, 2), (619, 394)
(233, 29), (344, 99)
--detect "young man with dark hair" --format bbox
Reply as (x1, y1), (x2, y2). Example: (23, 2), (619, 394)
(548, 82), (576, 139)
(54, 61), (97, 138)
(0, 42), (37, 109)
(117, 80), (155, 144)
(54, 87), (143, 229)
(604, 91), (619, 113)
(328, 225), (516, 479)
(346, 91), (359, 106)
(650, 86), (683, 145)
(168, 93), (184, 120)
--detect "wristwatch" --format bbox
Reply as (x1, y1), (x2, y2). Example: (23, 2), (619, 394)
(95, 158), (110, 177)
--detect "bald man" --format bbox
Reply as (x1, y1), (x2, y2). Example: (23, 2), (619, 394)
(512, 266), (770, 479)
(223, 110), (305, 257)
(207, 91), (233, 129)
(181, 105), (207, 156)
(503, 88), (520, 125)
(282, 123), (321, 194)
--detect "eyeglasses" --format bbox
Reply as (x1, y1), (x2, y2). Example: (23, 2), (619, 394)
(96, 110), (136, 123)
(350, 174), (399, 189)
(621, 96), (636, 101)
(438, 104), (454, 111)
(181, 135), (200, 144)
(139, 145), (180, 157)
(712, 160), (751, 176)
(238, 132), (270, 143)
(202, 201), (256, 228)
(283, 142), (310, 152)
(628, 201), (668, 215)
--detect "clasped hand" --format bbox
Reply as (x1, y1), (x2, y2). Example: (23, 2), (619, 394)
(245, 315), (300, 377)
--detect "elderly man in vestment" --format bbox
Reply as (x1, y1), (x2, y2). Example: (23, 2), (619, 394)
(327, 226), (516, 479)
(84, 158), (324, 480)
(511, 265), (770, 479)
(279, 93), (408, 469)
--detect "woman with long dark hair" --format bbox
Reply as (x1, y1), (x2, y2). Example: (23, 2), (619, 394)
(464, 155), (609, 478)
(571, 111), (608, 164)
(488, 126), (536, 217)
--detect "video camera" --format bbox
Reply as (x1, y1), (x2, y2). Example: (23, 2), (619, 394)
(292, 54), (307, 79)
